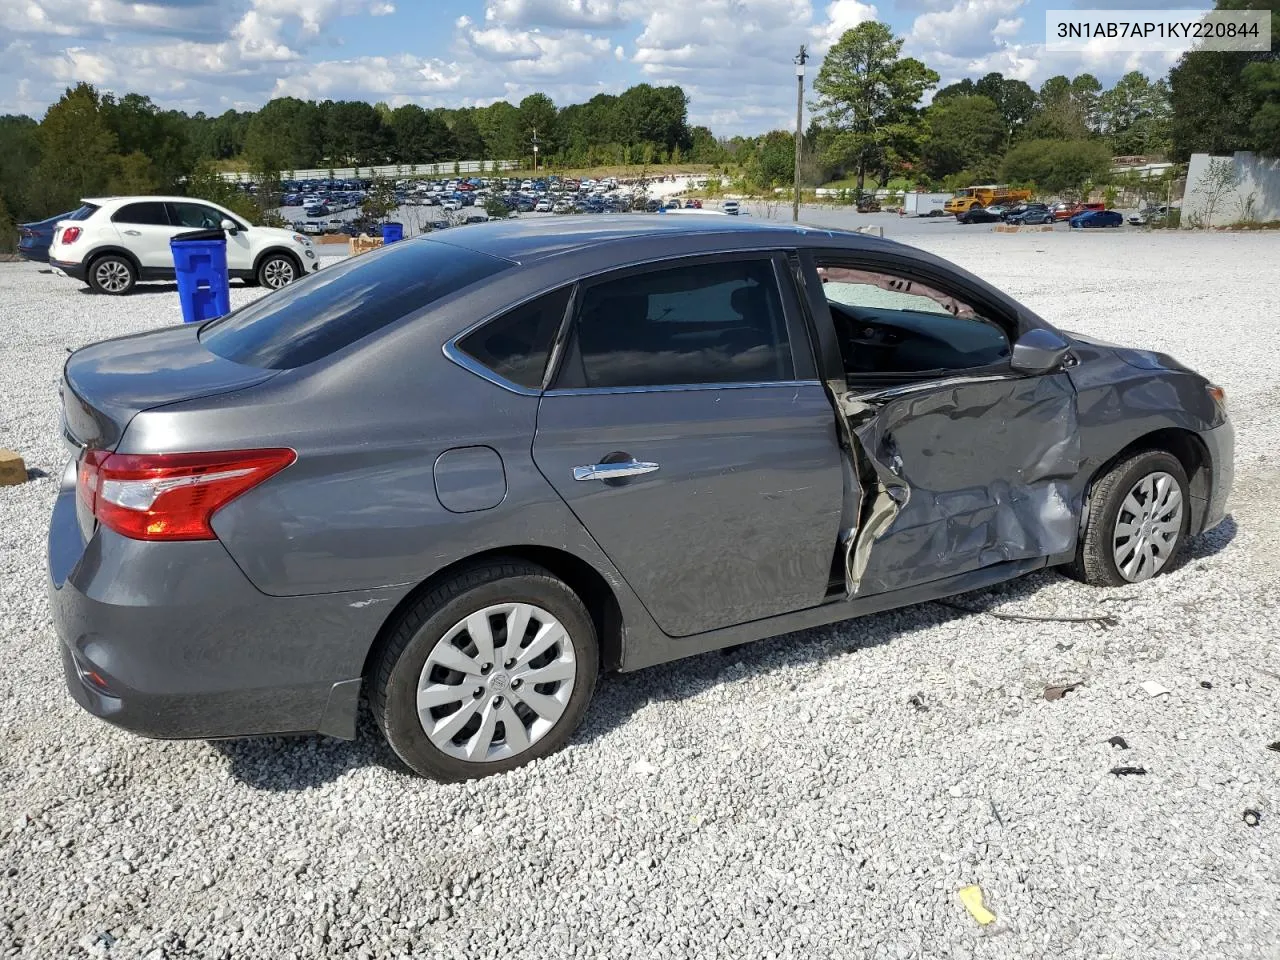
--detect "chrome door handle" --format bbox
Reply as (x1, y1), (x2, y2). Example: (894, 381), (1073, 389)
(573, 460), (660, 481)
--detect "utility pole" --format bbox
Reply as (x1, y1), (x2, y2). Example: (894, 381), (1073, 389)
(531, 128), (540, 175)
(792, 45), (809, 223)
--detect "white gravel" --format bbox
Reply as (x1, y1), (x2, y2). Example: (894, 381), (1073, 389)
(2, 231), (1279, 960)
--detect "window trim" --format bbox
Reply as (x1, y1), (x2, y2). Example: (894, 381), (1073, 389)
(546, 250), (806, 394)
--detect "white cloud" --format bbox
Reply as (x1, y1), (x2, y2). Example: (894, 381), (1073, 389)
(484, 0), (629, 28)
(909, 0), (1026, 59)
(810, 0), (879, 53)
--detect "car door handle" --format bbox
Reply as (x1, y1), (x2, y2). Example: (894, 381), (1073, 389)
(573, 460), (660, 481)
(122, 229), (142, 236)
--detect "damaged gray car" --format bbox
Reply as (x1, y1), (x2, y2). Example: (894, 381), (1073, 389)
(49, 217), (1233, 781)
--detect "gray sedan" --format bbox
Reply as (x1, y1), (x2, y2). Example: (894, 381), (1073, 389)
(49, 216), (1233, 781)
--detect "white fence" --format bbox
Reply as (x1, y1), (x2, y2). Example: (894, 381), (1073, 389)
(1182, 151), (1280, 227)
(219, 160), (522, 183)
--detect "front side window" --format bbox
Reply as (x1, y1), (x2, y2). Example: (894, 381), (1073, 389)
(112, 202), (170, 226)
(455, 287), (572, 390)
(560, 258), (793, 390)
(816, 262), (1010, 376)
(169, 203), (224, 229)
(201, 239), (511, 369)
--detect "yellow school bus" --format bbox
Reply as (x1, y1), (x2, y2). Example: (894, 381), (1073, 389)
(943, 184), (1033, 215)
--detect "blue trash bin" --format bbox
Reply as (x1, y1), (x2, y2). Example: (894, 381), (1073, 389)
(382, 222), (404, 244)
(170, 228), (230, 324)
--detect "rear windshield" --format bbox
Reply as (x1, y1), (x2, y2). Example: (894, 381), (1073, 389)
(67, 204), (99, 221)
(200, 239), (511, 369)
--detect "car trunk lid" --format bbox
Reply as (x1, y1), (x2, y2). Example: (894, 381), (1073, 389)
(61, 324), (279, 452)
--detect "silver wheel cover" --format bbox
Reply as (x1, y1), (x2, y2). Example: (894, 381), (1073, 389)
(417, 602), (577, 763)
(263, 258), (295, 288)
(95, 260), (131, 293)
(1112, 470), (1183, 582)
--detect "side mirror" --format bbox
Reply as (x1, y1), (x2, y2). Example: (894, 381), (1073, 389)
(1010, 328), (1072, 375)
(220, 218), (239, 235)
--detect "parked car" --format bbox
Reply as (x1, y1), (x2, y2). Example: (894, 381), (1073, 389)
(722, 200), (741, 215)
(684, 198), (703, 209)
(1053, 201), (1105, 221)
(956, 207), (1003, 224)
(47, 196), (319, 294)
(304, 204), (330, 217)
(50, 216), (1232, 781)
(534, 199), (553, 212)
(17, 209), (81, 263)
(1069, 209), (1124, 229)
(1001, 203), (1046, 221)
(1128, 205), (1171, 226)
(1005, 204), (1054, 225)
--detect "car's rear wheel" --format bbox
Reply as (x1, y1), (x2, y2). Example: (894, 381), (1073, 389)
(88, 255), (136, 295)
(1067, 450), (1190, 586)
(372, 560), (598, 781)
(257, 253), (298, 290)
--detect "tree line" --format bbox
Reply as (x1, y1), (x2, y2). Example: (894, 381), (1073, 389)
(733, 0), (1277, 197)
(0, 0), (1275, 243)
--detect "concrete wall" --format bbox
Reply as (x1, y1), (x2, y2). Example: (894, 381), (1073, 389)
(1181, 151), (1280, 227)
(219, 160), (521, 183)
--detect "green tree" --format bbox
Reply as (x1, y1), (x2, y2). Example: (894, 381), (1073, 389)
(101, 93), (192, 189)
(322, 100), (389, 165)
(1168, 0), (1280, 159)
(449, 109), (486, 158)
(477, 101), (524, 160)
(1001, 139), (1112, 198)
(1099, 72), (1173, 155)
(245, 97), (320, 170)
(109, 151), (159, 195)
(811, 21), (938, 194)
(0, 115), (42, 224)
(184, 162), (267, 223)
(390, 104), (454, 162)
(361, 177), (397, 222)
(921, 95), (1005, 180)
(749, 130), (796, 187)
(519, 93), (558, 159)
(35, 83), (119, 212)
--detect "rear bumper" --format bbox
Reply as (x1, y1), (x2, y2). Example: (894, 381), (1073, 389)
(18, 246), (50, 263)
(47, 471), (404, 741)
(50, 258), (86, 281)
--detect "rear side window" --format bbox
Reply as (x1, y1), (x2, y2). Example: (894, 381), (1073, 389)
(201, 239), (510, 369)
(455, 287), (572, 390)
(558, 258), (793, 390)
(112, 202), (169, 226)
(67, 203), (99, 222)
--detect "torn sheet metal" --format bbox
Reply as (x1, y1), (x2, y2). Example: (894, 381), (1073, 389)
(834, 372), (1081, 596)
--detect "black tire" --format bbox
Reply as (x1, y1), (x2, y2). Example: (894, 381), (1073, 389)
(372, 560), (599, 782)
(1065, 450), (1190, 587)
(256, 252), (299, 290)
(87, 254), (137, 295)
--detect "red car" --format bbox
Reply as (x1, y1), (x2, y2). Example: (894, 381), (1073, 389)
(1053, 201), (1104, 221)
(684, 198), (702, 209)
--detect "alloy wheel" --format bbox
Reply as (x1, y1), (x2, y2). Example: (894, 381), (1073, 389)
(416, 602), (577, 763)
(263, 258), (295, 288)
(95, 260), (132, 293)
(1112, 471), (1183, 582)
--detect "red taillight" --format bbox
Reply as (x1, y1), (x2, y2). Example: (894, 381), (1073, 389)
(61, 226), (82, 244)
(76, 448), (295, 541)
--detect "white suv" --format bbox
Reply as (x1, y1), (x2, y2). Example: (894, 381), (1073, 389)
(48, 196), (319, 295)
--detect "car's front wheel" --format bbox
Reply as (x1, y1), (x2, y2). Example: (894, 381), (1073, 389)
(257, 253), (298, 290)
(88, 254), (137, 295)
(1067, 450), (1190, 586)
(372, 560), (599, 781)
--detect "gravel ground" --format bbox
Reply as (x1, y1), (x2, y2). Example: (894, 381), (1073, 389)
(2, 231), (1278, 960)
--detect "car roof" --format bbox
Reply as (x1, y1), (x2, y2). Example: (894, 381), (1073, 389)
(81, 196), (228, 206)
(423, 214), (880, 264)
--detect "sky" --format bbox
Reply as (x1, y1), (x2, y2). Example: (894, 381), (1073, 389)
(0, 0), (1211, 135)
